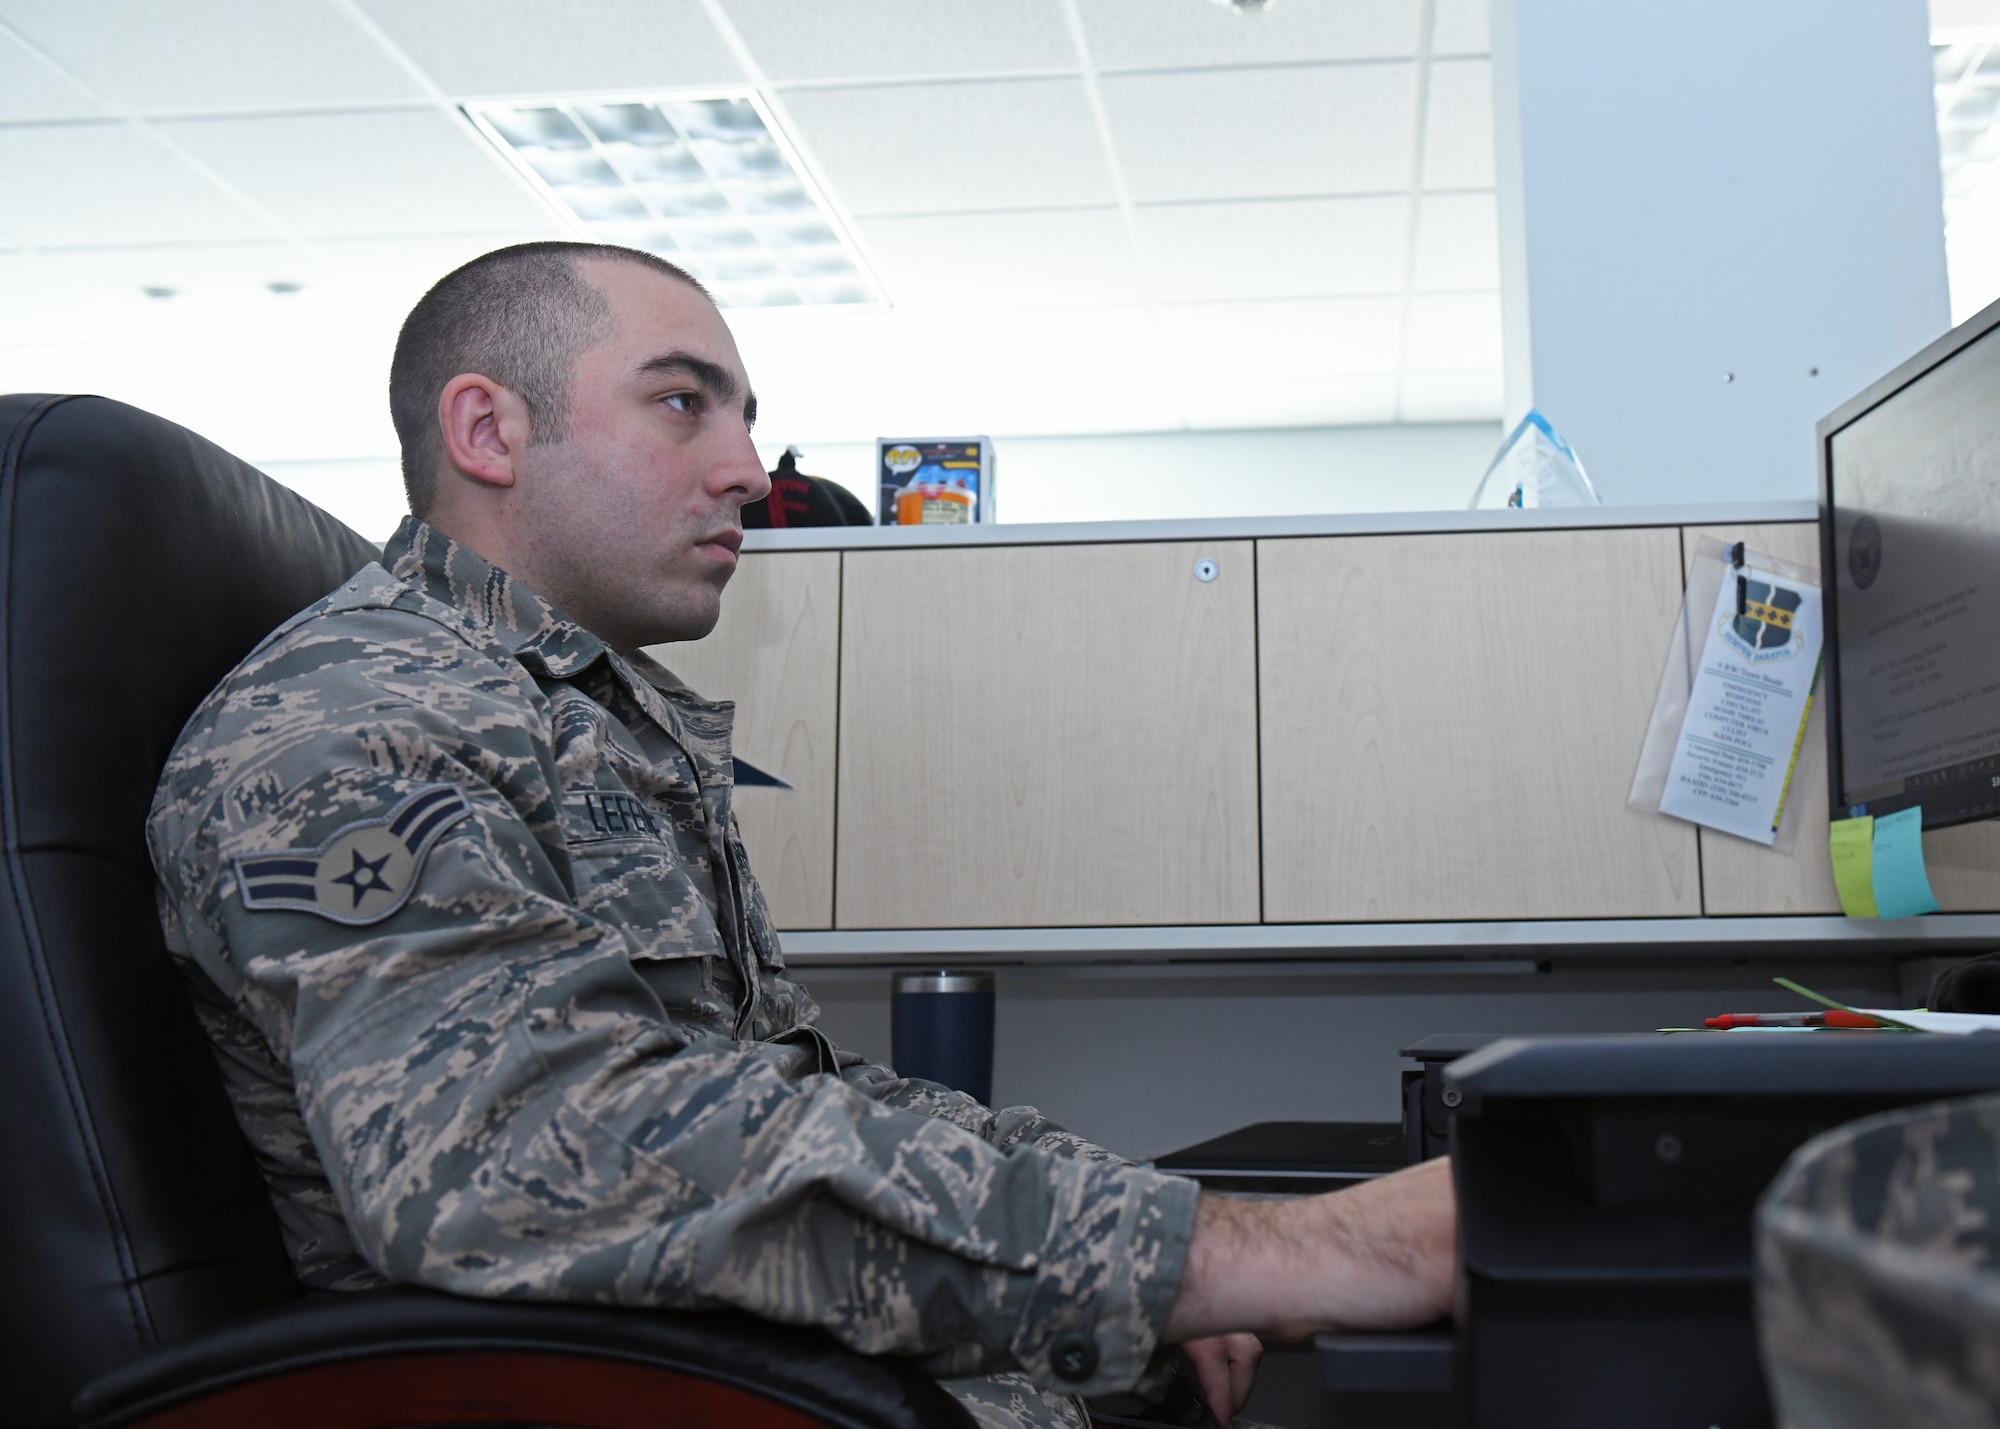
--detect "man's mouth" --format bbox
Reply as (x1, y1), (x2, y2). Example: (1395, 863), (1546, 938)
(697, 528), (743, 560)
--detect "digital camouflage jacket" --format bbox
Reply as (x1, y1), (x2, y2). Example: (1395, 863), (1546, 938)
(146, 517), (1198, 1397)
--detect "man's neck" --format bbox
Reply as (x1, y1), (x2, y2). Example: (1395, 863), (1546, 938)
(417, 510), (640, 655)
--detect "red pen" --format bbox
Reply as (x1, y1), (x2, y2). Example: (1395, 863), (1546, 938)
(1704, 1010), (1882, 1029)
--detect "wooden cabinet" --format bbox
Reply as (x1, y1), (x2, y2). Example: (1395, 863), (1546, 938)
(835, 541), (1260, 928)
(1258, 528), (1700, 922)
(1689, 522), (2000, 914)
(656, 512), (1991, 935)
(644, 551), (839, 930)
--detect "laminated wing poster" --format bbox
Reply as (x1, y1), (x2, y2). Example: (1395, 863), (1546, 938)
(1631, 539), (1824, 847)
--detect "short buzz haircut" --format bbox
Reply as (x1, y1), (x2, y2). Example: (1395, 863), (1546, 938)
(388, 241), (710, 516)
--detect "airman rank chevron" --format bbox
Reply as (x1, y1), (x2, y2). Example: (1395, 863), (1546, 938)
(234, 784), (473, 925)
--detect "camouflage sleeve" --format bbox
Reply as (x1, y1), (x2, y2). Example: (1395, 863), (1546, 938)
(150, 609), (1197, 1395)
(836, 1060), (1131, 1166)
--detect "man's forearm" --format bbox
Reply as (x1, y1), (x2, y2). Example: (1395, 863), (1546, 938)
(1161, 1156), (1457, 1344)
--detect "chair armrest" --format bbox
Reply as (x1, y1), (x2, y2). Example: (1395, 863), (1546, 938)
(71, 1286), (971, 1429)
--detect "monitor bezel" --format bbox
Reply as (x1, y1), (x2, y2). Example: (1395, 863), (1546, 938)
(1819, 290), (2000, 830)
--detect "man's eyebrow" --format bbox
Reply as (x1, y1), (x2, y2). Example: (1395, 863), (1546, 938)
(635, 350), (741, 404)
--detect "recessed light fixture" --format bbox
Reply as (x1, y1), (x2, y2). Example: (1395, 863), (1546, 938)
(141, 285), (177, 301)
(267, 280), (305, 295)
(465, 93), (881, 311)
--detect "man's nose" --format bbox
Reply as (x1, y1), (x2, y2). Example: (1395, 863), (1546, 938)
(713, 423), (771, 505)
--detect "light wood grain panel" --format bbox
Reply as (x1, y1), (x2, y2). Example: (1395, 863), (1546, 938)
(644, 551), (839, 930)
(1258, 528), (1699, 922)
(1922, 823), (2000, 910)
(836, 542), (1259, 928)
(1690, 522), (2000, 914)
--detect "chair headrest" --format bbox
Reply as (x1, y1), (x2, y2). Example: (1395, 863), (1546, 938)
(1, 393), (383, 869)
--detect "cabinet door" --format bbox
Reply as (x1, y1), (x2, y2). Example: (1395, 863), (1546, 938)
(837, 541), (1259, 928)
(1259, 528), (1698, 922)
(643, 552), (839, 930)
(1693, 523), (2000, 914)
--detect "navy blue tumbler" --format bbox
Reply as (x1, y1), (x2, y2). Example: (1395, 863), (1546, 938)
(890, 971), (995, 1106)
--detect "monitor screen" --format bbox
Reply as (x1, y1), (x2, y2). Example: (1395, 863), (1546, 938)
(1822, 303), (2000, 829)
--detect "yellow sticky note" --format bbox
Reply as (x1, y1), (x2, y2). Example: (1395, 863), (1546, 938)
(1829, 816), (1878, 919)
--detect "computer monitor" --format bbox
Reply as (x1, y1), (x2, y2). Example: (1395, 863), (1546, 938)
(1820, 295), (2000, 830)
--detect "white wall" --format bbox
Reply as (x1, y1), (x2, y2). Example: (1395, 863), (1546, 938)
(261, 422), (1504, 541)
(1494, 0), (1951, 506)
(763, 422), (1501, 525)
(259, 457), (406, 544)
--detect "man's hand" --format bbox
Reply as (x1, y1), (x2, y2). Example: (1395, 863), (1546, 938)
(1162, 1156), (1457, 1345)
(1180, 1333), (1262, 1428)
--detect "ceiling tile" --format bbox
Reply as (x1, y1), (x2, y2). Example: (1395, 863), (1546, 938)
(1421, 58), (1493, 188)
(0, 25), (109, 121)
(1181, 375), (1399, 430)
(1402, 291), (1501, 371)
(38, 241), (336, 313)
(1400, 370), (1501, 422)
(1134, 195), (1408, 301)
(319, 232), (573, 312)
(352, 0), (744, 96)
(0, 124), (274, 245)
(1158, 296), (1404, 379)
(155, 109), (561, 238)
(1101, 65), (1416, 203)
(1431, 0), (1491, 57)
(856, 208), (1143, 309)
(1410, 191), (1497, 289)
(1078, 0), (1420, 70)
(0, 0), (422, 113)
(779, 79), (1113, 214)
(724, 0), (1075, 81)
(29, 249), (386, 374)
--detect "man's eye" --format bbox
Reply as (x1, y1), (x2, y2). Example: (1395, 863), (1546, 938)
(664, 392), (699, 414)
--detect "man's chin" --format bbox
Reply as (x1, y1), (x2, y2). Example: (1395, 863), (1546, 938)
(635, 587), (724, 648)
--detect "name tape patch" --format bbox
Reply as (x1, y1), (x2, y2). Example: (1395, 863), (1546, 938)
(234, 784), (473, 926)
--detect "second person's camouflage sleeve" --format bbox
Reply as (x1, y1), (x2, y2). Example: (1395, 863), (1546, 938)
(150, 605), (1199, 1395)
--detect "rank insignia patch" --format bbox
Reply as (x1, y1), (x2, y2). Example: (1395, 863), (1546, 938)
(234, 784), (473, 925)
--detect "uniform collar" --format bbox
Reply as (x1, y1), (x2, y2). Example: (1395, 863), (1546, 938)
(382, 516), (736, 777)
(383, 516), (611, 680)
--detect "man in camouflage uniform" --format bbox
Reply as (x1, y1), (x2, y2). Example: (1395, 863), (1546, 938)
(147, 242), (1455, 1429)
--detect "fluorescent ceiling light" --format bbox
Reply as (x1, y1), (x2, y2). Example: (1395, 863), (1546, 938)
(466, 93), (881, 311)
(1936, 43), (2000, 215)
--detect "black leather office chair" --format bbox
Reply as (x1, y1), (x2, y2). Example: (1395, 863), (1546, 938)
(0, 394), (966, 1429)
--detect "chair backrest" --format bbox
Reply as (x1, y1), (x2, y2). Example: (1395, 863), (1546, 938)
(0, 395), (383, 1426)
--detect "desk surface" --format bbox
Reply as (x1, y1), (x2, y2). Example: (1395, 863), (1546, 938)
(778, 913), (2000, 967)
(741, 499), (1819, 552)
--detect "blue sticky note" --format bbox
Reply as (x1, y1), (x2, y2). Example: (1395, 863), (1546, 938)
(1871, 806), (1940, 919)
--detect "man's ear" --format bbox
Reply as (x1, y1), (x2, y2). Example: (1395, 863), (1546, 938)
(437, 373), (530, 491)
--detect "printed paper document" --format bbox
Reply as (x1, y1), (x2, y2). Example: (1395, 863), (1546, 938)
(1659, 566), (1823, 844)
